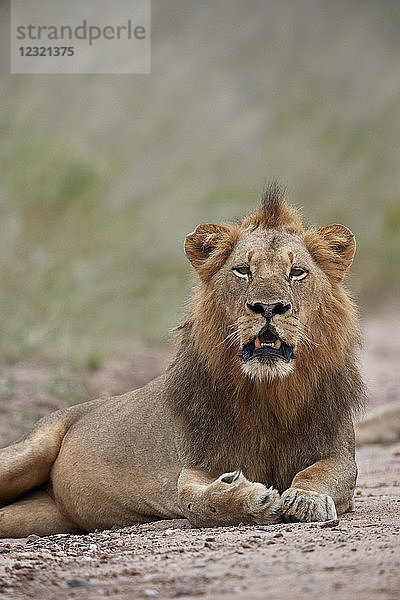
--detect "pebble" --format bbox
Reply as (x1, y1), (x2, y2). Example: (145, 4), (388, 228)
(67, 577), (90, 587)
(273, 533), (284, 538)
(319, 519), (340, 528)
(163, 529), (175, 536)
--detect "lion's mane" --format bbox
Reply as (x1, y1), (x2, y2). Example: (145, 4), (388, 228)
(166, 186), (364, 492)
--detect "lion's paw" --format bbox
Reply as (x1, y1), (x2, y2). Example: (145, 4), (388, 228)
(281, 488), (337, 523)
(206, 471), (281, 524)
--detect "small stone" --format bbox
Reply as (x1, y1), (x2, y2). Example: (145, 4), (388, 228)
(241, 543), (251, 549)
(67, 577), (90, 587)
(334, 582), (343, 590)
(319, 519), (340, 528)
(205, 537), (215, 542)
(143, 590), (158, 597)
(273, 533), (284, 538)
(163, 529), (175, 536)
(0, 548), (10, 554)
(122, 568), (141, 576)
(26, 534), (40, 543)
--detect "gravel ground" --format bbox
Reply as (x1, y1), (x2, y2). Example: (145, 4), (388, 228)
(0, 441), (398, 600)
(0, 316), (399, 599)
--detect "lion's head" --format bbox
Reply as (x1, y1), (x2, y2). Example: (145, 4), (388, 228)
(183, 184), (358, 385)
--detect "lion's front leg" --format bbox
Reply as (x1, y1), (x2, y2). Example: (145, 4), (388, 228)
(281, 452), (357, 523)
(178, 468), (281, 527)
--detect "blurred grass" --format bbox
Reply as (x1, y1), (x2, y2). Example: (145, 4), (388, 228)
(0, 1), (399, 367)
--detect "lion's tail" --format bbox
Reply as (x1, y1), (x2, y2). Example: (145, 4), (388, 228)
(0, 398), (104, 506)
(355, 401), (400, 446)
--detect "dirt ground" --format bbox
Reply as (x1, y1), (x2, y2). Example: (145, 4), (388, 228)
(0, 315), (399, 599)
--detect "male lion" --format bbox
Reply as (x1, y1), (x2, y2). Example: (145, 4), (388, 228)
(0, 185), (364, 536)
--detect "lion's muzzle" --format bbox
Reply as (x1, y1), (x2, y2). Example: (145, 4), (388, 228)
(241, 325), (294, 364)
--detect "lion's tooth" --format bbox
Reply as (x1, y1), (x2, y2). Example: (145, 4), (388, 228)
(274, 339), (282, 349)
(254, 337), (261, 349)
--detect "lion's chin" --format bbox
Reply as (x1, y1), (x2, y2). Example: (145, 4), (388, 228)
(242, 358), (294, 383)
(239, 326), (295, 382)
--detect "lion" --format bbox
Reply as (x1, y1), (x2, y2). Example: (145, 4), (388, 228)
(0, 184), (364, 537)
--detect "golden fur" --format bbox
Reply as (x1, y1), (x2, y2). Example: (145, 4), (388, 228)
(171, 185), (363, 489)
(0, 185), (364, 536)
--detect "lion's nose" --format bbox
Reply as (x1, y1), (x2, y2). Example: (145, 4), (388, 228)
(246, 301), (290, 319)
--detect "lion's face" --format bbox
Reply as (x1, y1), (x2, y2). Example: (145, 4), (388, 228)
(219, 228), (323, 381)
(184, 189), (356, 383)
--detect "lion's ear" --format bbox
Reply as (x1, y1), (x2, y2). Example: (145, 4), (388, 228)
(184, 223), (239, 281)
(304, 224), (356, 282)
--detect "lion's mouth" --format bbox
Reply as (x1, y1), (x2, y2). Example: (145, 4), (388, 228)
(241, 327), (294, 364)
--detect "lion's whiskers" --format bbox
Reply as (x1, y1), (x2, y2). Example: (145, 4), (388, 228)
(282, 315), (319, 348)
(218, 328), (241, 348)
(297, 327), (319, 348)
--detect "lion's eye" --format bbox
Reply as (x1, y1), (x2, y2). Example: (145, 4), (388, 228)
(232, 265), (251, 279)
(289, 266), (308, 281)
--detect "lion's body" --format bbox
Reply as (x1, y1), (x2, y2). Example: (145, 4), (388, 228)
(51, 377), (183, 531)
(0, 186), (364, 536)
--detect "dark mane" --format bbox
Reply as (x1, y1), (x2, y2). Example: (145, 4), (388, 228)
(167, 195), (365, 491)
(166, 320), (364, 491)
(261, 181), (287, 222)
(242, 182), (303, 233)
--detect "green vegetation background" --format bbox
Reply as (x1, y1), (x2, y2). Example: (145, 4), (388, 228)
(1, 1), (399, 369)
